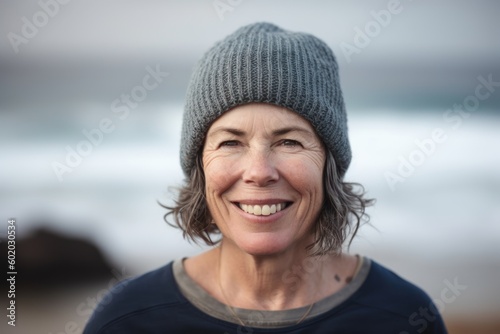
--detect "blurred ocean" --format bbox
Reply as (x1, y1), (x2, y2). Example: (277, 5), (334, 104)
(1, 105), (499, 322)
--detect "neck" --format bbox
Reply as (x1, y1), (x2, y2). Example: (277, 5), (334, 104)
(216, 238), (340, 310)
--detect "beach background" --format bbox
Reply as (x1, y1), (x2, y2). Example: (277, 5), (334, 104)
(0, 1), (499, 333)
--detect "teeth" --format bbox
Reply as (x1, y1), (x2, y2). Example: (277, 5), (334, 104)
(238, 203), (287, 216)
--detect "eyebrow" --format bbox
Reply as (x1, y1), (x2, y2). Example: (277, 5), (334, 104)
(272, 126), (314, 136)
(207, 127), (245, 138)
(207, 126), (314, 138)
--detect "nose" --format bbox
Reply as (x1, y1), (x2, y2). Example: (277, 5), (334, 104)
(242, 149), (279, 186)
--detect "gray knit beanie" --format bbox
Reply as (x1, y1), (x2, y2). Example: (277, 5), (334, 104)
(181, 22), (351, 177)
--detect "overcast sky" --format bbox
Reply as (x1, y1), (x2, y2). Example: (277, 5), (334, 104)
(1, 0), (499, 109)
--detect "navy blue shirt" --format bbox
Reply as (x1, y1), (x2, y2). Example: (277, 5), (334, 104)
(83, 260), (447, 333)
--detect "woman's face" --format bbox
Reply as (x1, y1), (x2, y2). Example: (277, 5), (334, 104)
(202, 103), (325, 256)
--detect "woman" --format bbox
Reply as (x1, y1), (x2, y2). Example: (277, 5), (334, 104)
(84, 22), (447, 333)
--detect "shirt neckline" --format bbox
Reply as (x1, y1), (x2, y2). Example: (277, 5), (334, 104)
(172, 255), (371, 328)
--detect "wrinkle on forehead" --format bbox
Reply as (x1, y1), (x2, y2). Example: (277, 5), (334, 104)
(206, 103), (318, 140)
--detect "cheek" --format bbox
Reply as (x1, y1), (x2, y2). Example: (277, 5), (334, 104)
(280, 157), (324, 195)
(289, 163), (324, 226)
(203, 157), (237, 197)
(203, 158), (241, 224)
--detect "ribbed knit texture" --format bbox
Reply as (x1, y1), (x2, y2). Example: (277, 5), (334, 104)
(181, 22), (351, 177)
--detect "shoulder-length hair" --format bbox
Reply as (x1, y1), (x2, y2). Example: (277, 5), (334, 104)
(161, 149), (374, 256)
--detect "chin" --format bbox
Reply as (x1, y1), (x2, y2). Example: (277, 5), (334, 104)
(231, 233), (297, 257)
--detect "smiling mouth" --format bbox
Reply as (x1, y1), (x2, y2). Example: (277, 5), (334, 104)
(237, 202), (290, 216)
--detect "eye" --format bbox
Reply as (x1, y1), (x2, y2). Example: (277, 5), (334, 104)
(281, 139), (302, 147)
(219, 140), (240, 147)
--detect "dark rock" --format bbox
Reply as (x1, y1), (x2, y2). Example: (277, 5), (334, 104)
(2, 227), (114, 290)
